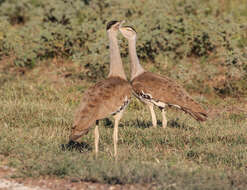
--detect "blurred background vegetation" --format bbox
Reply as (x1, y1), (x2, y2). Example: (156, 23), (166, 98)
(0, 0), (246, 98)
(0, 1), (247, 187)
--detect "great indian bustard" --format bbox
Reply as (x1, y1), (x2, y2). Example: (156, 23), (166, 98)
(119, 23), (207, 128)
(64, 21), (132, 157)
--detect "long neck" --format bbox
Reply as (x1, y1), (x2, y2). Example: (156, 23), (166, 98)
(128, 38), (145, 81)
(108, 32), (127, 80)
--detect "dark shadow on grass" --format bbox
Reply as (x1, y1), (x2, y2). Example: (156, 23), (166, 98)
(61, 140), (92, 152)
(157, 120), (162, 126)
(168, 119), (194, 131)
(134, 119), (153, 129)
(101, 177), (124, 185)
(102, 118), (125, 128)
(102, 118), (113, 128)
(123, 119), (164, 129)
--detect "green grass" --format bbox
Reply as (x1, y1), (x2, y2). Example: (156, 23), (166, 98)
(0, 0), (247, 188)
(1, 0), (247, 98)
(0, 68), (247, 189)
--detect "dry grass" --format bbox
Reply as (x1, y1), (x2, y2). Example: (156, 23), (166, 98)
(0, 65), (247, 189)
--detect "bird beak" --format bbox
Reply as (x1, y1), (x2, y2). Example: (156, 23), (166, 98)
(119, 20), (125, 28)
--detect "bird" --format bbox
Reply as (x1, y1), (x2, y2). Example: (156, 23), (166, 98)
(119, 23), (207, 128)
(65, 21), (132, 158)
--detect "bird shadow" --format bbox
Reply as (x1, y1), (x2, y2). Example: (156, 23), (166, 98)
(134, 119), (154, 129)
(168, 119), (194, 131)
(122, 119), (165, 129)
(61, 140), (92, 152)
(102, 118), (114, 128)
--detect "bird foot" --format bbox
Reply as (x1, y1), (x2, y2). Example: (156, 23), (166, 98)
(61, 140), (92, 152)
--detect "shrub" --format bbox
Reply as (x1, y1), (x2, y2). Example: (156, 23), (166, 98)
(0, 0), (246, 96)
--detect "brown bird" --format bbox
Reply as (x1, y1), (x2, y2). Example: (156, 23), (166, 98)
(119, 24), (207, 128)
(66, 21), (132, 157)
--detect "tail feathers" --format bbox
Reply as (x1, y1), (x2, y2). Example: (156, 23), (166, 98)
(70, 110), (98, 141)
(180, 107), (208, 122)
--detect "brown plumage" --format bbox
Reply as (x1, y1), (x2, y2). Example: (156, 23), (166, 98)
(70, 77), (132, 140)
(65, 21), (132, 157)
(119, 24), (207, 128)
(132, 71), (207, 122)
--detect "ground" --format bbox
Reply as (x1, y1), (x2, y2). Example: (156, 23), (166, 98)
(0, 60), (247, 190)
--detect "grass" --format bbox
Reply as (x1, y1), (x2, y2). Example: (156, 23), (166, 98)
(0, 1), (246, 188)
(0, 65), (247, 189)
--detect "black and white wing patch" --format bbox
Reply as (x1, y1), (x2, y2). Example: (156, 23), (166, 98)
(134, 90), (182, 110)
(111, 96), (130, 116)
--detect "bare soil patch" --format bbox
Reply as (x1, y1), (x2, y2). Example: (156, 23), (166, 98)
(0, 167), (155, 190)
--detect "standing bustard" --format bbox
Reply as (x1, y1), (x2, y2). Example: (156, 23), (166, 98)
(65, 21), (132, 157)
(119, 24), (207, 128)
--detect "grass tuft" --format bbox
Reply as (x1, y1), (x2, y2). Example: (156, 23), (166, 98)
(0, 71), (247, 189)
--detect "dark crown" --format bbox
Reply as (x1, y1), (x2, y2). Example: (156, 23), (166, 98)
(126, 26), (136, 33)
(106, 20), (118, 30)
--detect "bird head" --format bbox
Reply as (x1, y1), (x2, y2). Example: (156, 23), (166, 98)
(106, 20), (125, 35)
(119, 21), (137, 40)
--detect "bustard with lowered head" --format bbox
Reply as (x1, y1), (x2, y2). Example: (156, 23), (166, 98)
(64, 21), (132, 157)
(119, 23), (207, 128)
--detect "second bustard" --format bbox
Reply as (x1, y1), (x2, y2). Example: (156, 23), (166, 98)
(66, 21), (132, 157)
(119, 24), (207, 128)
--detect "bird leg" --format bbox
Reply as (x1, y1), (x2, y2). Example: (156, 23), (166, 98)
(113, 110), (123, 158)
(94, 120), (99, 157)
(161, 108), (167, 129)
(147, 103), (157, 128)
